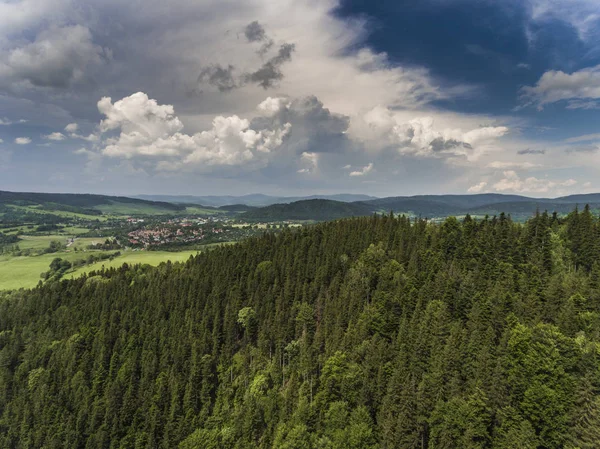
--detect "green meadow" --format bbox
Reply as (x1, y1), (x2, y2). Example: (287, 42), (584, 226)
(0, 250), (201, 291)
(68, 250), (200, 278)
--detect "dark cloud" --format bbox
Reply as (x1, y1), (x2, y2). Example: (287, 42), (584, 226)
(244, 43), (295, 89)
(517, 148), (545, 155)
(244, 21), (267, 43)
(1, 25), (105, 90)
(198, 65), (237, 92)
(244, 21), (274, 55)
(430, 137), (472, 153)
(197, 23), (294, 92)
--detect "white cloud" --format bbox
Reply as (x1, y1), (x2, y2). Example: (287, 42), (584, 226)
(65, 121), (99, 141)
(15, 137), (31, 144)
(467, 181), (488, 193)
(349, 162), (373, 176)
(258, 96), (292, 116)
(349, 106), (508, 160)
(529, 0), (600, 41)
(566, 100), (600, 110)
(43, 132), (66, 141)
(297, 152), (319, 174)
(97, 92), (291, 170)
(564, 133), (600, 143)
(486, 161), (540, 170)
(65, 123), (78, 133)
(520, 65), (600, 110)
(493, 170), (577, 194)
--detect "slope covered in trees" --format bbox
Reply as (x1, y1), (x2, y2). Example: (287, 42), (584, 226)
(1, 208), (600, 448)
(241, 199), (374, 221)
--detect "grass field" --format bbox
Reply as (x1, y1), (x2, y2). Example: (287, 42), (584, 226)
(184, 206), (225, 215)
(0, 249), (204, 290)
(68, 250), (200, 278)
(6, 204), (107, 220)
(60, 226), (92, 234)
(94, 201), (177, 215)
(0, 252), (109, 291)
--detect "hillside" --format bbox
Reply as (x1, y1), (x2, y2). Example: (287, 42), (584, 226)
(241, 198), (374, 221)
(0, 190), (189, 218)
(1, 210), (600, 448)
(366, 193), (532, 210)
(239, 193), (600, 222)
(137, 193), (378, 207)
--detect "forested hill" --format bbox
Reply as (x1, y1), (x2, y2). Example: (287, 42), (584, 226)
(238, 193), (600, 222)
(0, 190), (187, 216)
(241, 198), (374, 221)
(1, 208), (600, 448)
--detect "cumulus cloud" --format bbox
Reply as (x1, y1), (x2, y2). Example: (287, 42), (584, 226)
(467, 181), (488, 193)
(15, 137), (31, 144)
(297, 151), (319, 173)
(349, 162), (373, 177)
(256, 95), (348, 143)
(349, 106), (508, 160)
(0, 25), (107, 89)
(44, 132), (66, 141)
(64, 122), (97, 140)
(65, 123), (78, 133)
(97, 92), (291, 171)
(520, 65), (600, 110)
(493, 170), (577, 193)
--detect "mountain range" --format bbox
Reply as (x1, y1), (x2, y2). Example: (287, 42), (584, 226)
(240, 193), (600, 221)
(3, 190), (600, 221)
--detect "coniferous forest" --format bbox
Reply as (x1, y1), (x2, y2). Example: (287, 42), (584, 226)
(1, 208), (600, 449)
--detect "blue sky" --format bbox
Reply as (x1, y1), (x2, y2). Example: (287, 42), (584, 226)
(1, 0), (600, 197)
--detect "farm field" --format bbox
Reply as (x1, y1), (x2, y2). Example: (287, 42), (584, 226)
(0, 249), (203, 290)
(68, 250), (200, 278)
(4, 204), (107, 220)
(0, 252), (108, 290)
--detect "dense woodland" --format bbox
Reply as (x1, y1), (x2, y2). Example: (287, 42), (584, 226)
(1, 207), (600, 448)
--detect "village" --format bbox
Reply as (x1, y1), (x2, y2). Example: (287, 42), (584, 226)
(126, 223), (225, 247)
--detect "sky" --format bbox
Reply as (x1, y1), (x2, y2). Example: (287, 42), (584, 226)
(0, 0), (600, 197)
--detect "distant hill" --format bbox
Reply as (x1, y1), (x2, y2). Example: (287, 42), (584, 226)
(241, 199), (374, 221)
(5, 190), (600, 222)
(241, 193), (600, 222)
(0, 190), (187, 217)
(136, 193), (378, 207)
(366, 193), (532, 210)
(218, 204), (256, 212)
